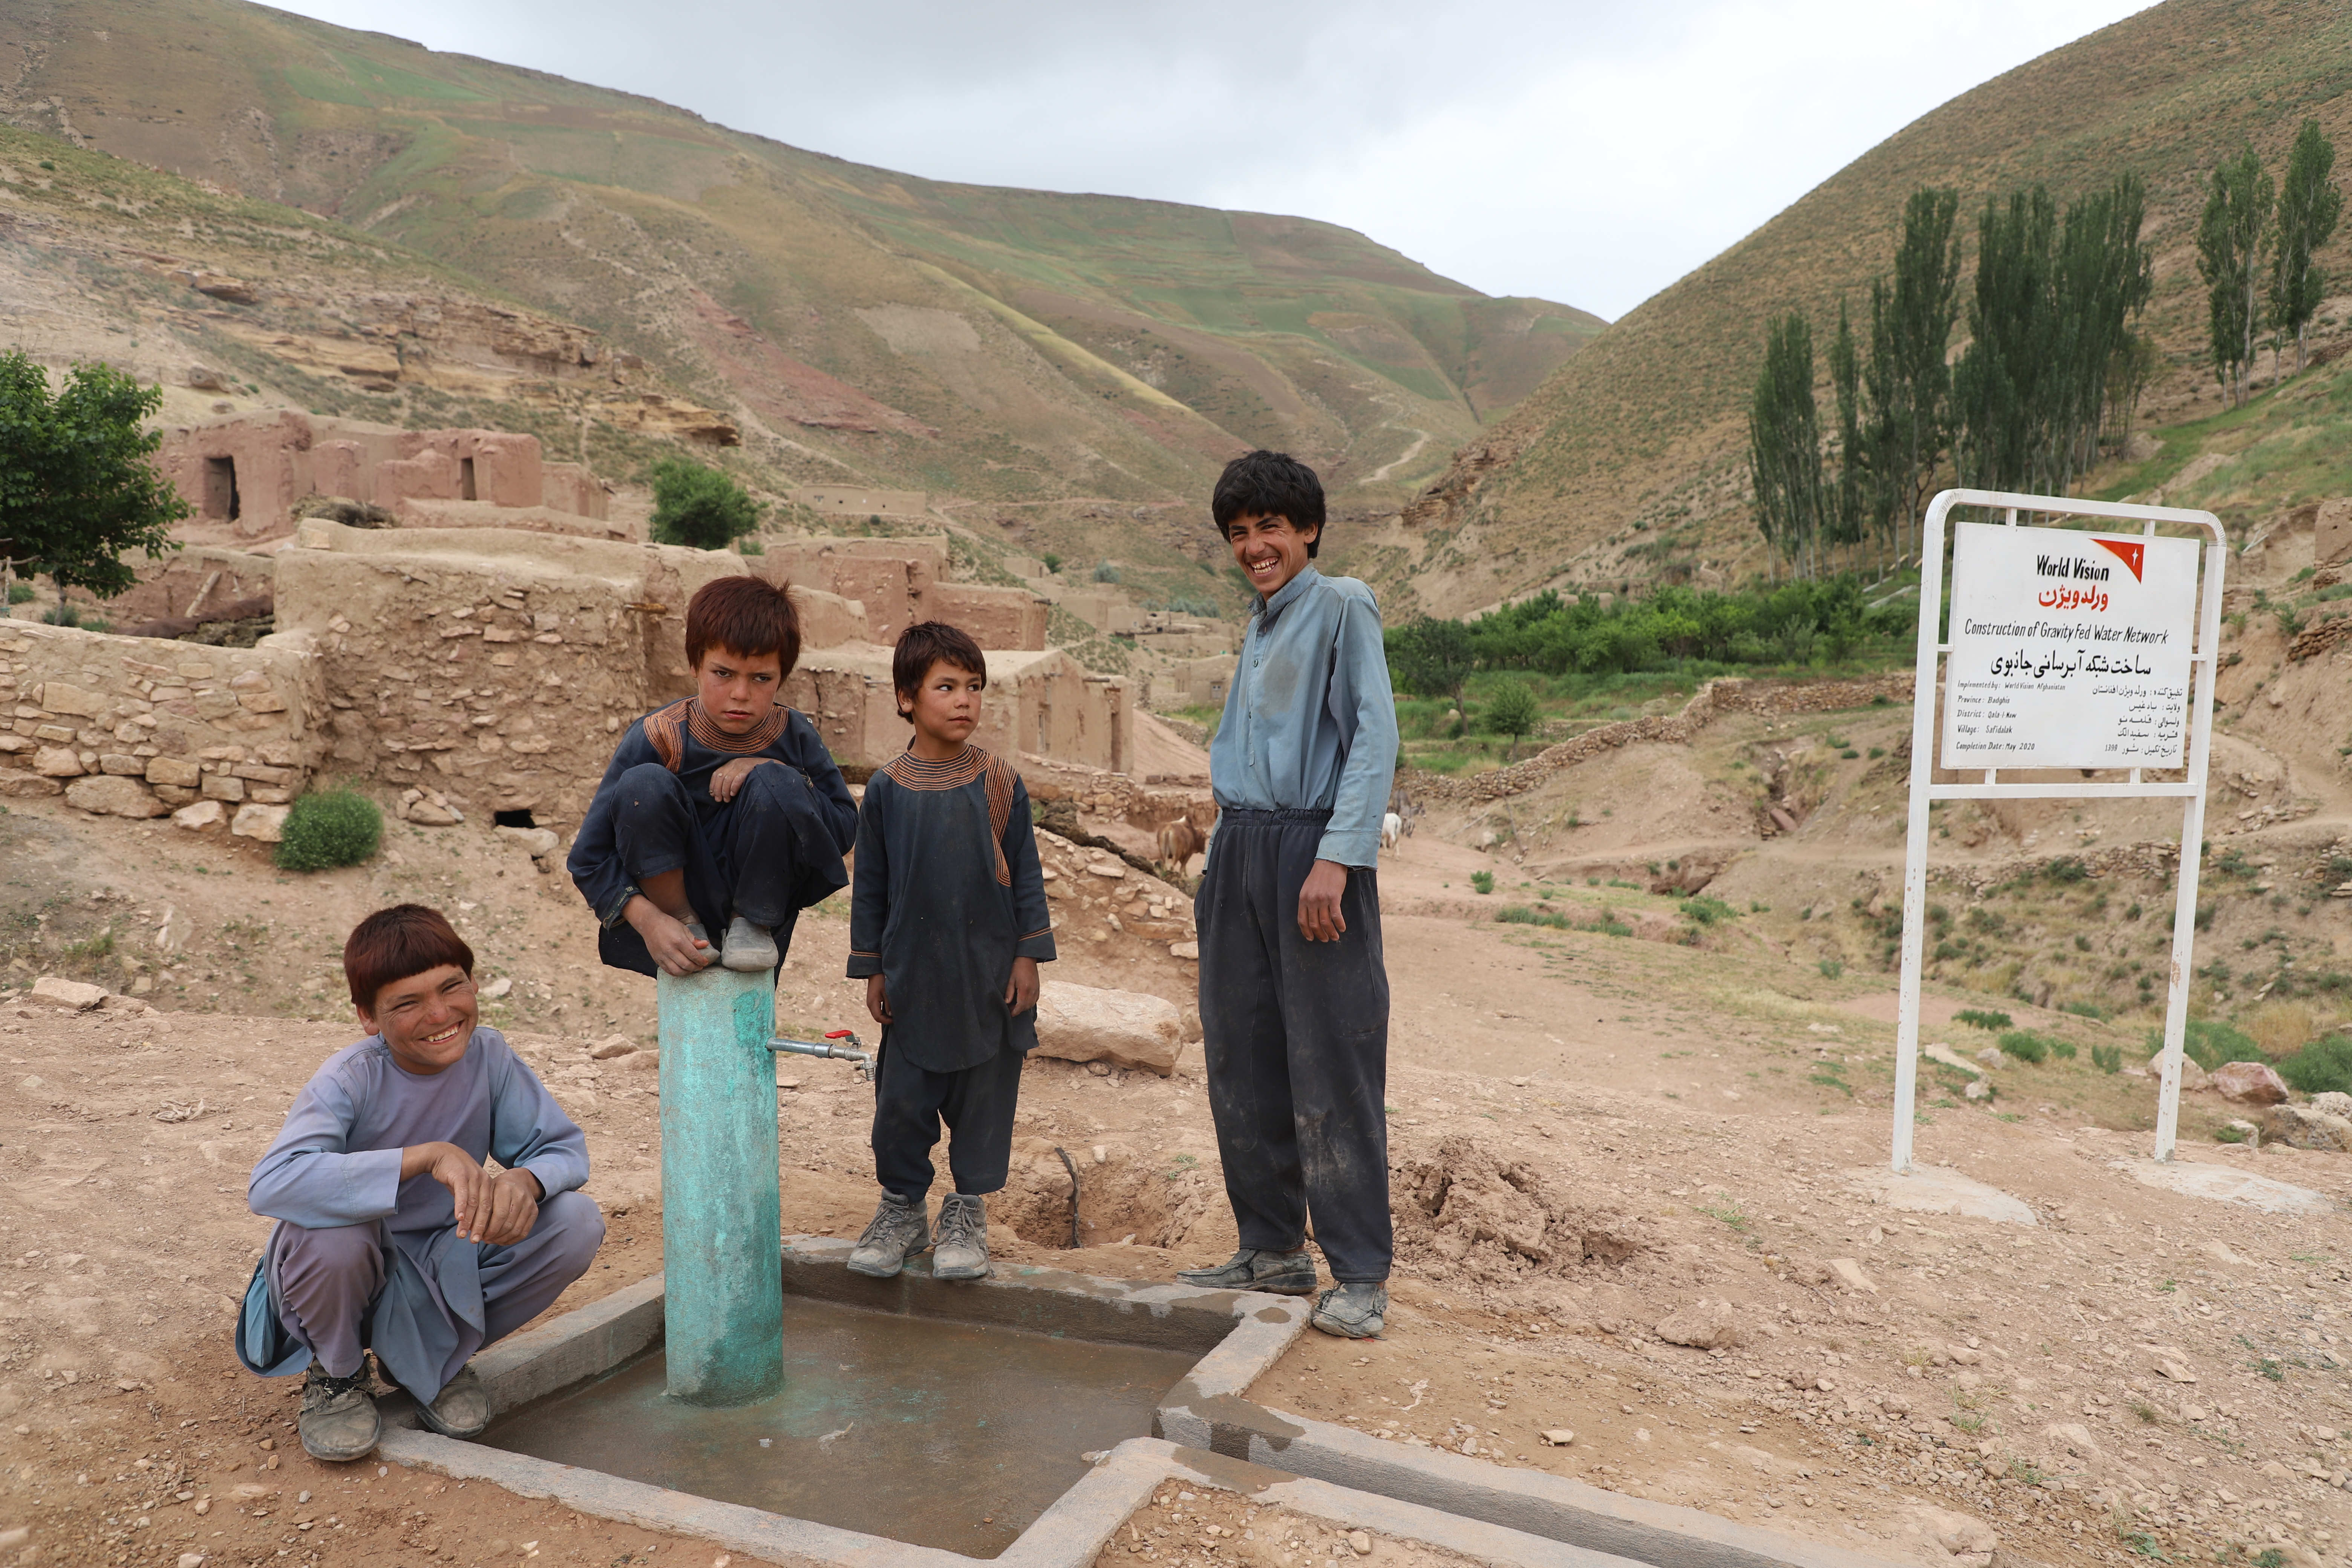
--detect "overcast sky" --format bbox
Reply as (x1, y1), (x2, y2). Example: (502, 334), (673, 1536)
(273, 0), (2152, 322)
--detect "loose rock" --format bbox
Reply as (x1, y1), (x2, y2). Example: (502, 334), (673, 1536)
(30, 976), (107, 1012)
(2210, 1061), (2290, 1105)
(65, 774), (168, 819)
(1032, 981), (1182, 1076)
(172, 799), (227, 831)
(231, 802), (291, 842)
(1655, 1302), (1746, 1349)
(2263, 1103), (2352, 1151)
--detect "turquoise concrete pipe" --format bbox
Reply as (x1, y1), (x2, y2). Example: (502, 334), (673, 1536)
(657, 964), (784, 1406)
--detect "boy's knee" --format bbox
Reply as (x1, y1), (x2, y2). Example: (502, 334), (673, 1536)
(538, 1190), (606, 1274)
(275, 1223), (383, 1282)
(732, 761), (799, 810)
(614, 761), (684, 807)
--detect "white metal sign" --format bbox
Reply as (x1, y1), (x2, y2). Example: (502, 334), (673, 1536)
(1942, 521), (2201, 769)
(1894, 492), (2223, 1175)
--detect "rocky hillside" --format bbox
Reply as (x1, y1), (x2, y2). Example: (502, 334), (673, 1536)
(1370, 0), (2352, 618)
(0, 0), (1602, 550)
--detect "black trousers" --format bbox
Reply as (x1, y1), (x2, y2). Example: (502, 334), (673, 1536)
(609, 761), (800, 929)
(871, 1038), (1024, 1203)
(1195, 808), (1392, 1282)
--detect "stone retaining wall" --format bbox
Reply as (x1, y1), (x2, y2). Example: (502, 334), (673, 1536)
(0, 620), (324, 818)
(1407, 674), (1917, 806)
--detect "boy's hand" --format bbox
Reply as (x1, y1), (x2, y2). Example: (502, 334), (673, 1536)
(1004, 956), (1040, 1016)
(1297, 860), (1350, 943)
(625, 896), (714, 975)
(478, 1167), (545, 1248)
(865, 973), (893, 1025)
(708, 757), (771, 803)
(405, 1141), (493, 1240)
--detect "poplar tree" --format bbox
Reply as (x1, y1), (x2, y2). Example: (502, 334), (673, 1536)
(1826, 297), (1877, 575)
(2198, 148), (2274, 407)
(1748, 312), (1825, 580)
(2271, 119), (2342, 379)
(1863, 188), (1962, 564)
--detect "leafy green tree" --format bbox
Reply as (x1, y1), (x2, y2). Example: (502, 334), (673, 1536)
(1388, 615), (1475, 726)
(1865, 188), (1963, 564)
(1956, 178), (2150, 494)
(2271, 119), (2342, 379)
(648, 455), (762, 550)
(1826, 298), (1880, 575)
(0, 352), (187, 602)
(1481, 679), (1541, 761)
(2198, 149), (2274, 407)
(1748, 312), (1825, 579)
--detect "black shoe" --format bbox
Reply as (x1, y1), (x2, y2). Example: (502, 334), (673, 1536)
(297, 1361), (380, 1462)
(847, 1193), (932, 1279)
(412, 1363), (489, 1438)
(1311, 1282), (1387, 1338)
(1176, 1247), (1318, 1295)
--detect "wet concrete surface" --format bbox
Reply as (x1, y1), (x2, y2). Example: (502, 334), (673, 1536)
(478, 1293), (1202, 1557)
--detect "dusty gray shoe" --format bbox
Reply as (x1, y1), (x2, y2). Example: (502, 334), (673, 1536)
(297, 1361), (380, 1462)
(1176, 1247), (1317, 1295)
(1311, 1282), (1387, 1339)
(720, 916), (778, 972)
(412, 1363), (489, 1438)
(847, 1194), (931, 1278)
(932, 1194), (991, 1280)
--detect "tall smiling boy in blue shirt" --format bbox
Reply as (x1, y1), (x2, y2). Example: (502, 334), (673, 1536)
(1176, 450), (1399, 1339)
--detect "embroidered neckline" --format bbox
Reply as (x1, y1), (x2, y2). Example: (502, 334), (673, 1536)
(881, 746), (987, 790)
(685, 697), (789, 754)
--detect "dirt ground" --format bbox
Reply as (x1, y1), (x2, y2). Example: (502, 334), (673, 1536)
(3, 776), (2351, 1568)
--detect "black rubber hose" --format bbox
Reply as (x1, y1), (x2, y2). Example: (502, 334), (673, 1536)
(1053, 1145), (1081, 1249)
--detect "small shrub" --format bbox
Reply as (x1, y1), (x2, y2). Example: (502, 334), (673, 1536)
(737, 534), (766, 556)
(40, 601), (81, 626)
(2063, 1000), (2111, 1020)
(2152, 1018), (2259, 1071)
(274, 789), (384, 872)
(2215, 1122), (2253, 1145)
(647, 456), (762, 550)
(2045, 857), (2090, 885)
(2092, 1043), (2122, 1074)
(1997, 1030), (2050, 1064)
(1841, 748), (1860, 759)
(1092, 561), (1120, 583)
(5, 583), (31, 604)
(1042, 553), (1063, 574)
(1819, 957), (1844, 979)
(1955, 1008), (2013, 1031)
(2278, 1035), (2352, 1096)
(1470, 870), (1494, 894)
(1681, 895), (1737, 926)
(1868, 746), (1886, 759)
(2246, 1000), (2316, 1057)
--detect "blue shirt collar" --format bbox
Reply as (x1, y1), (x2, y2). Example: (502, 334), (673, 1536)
(1253, 564), (1322, 628)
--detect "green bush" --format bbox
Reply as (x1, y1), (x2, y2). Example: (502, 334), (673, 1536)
(2147, 1018), (2259, 1071)
(1470, 870), (1495, 894)
(1092, 561), (1120, 583)
(5, 583), (32, 604)
(274, 789), (384, 872)
(2091, 1043), (2122, 1074)
(1955, 1008), (2012, 1031)
(2278, 1035), (2352, 1096)
(1042, 553), (1063, 574)
(647, 456), (762, 550)
(40, 601), (80, 626)
(1997, 1029), (2050, 1064)
(1681, 895), (1737, 925)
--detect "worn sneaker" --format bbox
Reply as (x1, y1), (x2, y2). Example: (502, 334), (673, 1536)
(847, 1194), (931, 1278)
(297, 1361), (380, 1462)
(1176, 1247), (1318, 1295)
(411, 1363), (490, 1438)
(932, 1193), (991, 1281)
(719, 917), (778, 972)
(1310, 1282), (1387, 1339)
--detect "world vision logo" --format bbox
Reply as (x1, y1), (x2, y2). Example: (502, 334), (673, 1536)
(2094, 538), (2146, 581)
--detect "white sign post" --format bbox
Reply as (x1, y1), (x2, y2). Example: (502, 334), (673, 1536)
(1894, 490), (2225, 1173)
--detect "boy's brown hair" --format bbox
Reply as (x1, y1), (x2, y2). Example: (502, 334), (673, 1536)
(684, 576), (802, 674)
(892, 620), (986, 721)
(345, 903), (474, 1014)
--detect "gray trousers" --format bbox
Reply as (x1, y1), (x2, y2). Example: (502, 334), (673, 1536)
(1195, 808), (1393, 1282)
(269, 1190), (604, 1387)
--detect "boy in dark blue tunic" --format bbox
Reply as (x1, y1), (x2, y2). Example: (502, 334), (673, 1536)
(569, 576), (858, 978)
(845, 622), (1057, 1281)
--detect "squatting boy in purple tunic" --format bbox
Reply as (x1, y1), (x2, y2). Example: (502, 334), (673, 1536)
(236, 904), (603, 1461)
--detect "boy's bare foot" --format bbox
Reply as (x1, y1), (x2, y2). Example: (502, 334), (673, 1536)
(720, 916), (778, 972)
(1176, 1247), (1318, 1295)
(932, 1194), (991, 1280)
(847, 1193), (931, 1277)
